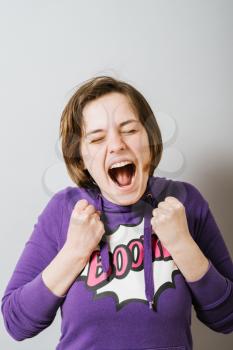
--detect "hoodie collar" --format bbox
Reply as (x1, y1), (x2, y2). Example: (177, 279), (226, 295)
(94, 176), (158, 311)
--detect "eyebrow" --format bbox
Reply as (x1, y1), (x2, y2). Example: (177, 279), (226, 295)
(85, 119), (140, 137)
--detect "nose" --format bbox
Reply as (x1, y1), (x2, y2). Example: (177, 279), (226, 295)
(108, 131), (126, 153)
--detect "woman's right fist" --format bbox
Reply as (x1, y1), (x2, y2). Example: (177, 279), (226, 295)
(65, 199), (105, 263)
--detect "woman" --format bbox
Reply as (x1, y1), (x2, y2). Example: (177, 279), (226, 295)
(1, 76), (233, 349)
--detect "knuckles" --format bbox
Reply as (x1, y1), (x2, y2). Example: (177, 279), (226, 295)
(164, 196), (184, 208)
(155, 196), (184, 215)
(76, 198), (89, 207)
(73, 199), (97, 215)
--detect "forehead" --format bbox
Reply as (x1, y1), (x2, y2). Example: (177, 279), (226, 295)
(82, 92), (138, 128)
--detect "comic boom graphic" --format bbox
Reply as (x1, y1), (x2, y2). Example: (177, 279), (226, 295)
(77, 218), (180, 309)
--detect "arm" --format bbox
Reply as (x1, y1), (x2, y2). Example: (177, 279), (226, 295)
(1, 190), (71, 341)
(168, 235), (210, 283)
(41, 244), (87, 298)
(175, 183), (233, 334)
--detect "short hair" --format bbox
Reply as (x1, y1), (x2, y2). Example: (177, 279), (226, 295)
(59, 75), (163, 189)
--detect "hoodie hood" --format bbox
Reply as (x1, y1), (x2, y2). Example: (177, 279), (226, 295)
(93, 175), (169, 311)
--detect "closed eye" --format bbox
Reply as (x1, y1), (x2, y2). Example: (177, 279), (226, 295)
(90, 138), (104, 143)
(90, 130), (137, 143)
(123, 129), (137, 133)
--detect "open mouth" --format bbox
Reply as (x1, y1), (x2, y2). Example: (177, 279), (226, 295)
(108, 162), (136, 187)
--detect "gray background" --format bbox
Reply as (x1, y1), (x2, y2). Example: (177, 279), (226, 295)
(0, 0), (233, 349)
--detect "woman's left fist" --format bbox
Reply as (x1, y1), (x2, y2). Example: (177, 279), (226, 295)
(151, 196), (191, 251)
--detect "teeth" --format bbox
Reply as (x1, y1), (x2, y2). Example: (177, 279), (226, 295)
(110, 160), (132, 169)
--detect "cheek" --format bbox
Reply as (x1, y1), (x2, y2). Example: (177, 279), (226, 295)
(132, 132), (150, 160)
(80, 143), (92, 169)
(133, 133), (151, 174)
(81, 144), (104, 173)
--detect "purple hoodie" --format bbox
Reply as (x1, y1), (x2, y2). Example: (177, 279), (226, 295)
(1, 176), (233, 349)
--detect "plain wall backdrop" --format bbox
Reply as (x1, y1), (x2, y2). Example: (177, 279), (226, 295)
(0, 0), (233, 349)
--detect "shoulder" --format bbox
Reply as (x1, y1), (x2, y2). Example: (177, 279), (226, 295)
(150, 175), (209, 212)
(49, 185), (98, 214)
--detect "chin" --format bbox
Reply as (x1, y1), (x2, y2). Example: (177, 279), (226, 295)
(113, 194), (140, 206)
(105, 181), (147, 206)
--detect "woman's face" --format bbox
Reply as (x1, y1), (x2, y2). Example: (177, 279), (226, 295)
(80, 92), (151, 205)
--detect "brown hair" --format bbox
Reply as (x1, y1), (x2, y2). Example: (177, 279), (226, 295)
(59, 75), (163, 189)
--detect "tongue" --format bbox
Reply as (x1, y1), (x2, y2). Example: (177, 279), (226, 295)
(115, 168), (132, 186)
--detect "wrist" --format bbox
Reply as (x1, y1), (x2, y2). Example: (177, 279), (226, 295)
(165, 234), (210, 282)
(165, 233), (194, 255)
(61, 243), (89, 267)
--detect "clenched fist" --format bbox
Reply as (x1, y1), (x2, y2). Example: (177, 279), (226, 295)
(65, 199), (105, 264)
(151, 196), (191, 252)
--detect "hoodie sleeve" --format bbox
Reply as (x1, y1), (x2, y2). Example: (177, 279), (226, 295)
(183, 182), (233, 334)
(1, 191), (66, 341)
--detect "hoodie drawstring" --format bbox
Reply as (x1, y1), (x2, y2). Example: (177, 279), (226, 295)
(96, 193), (110, 274)
(143, 193), (155, 310)
(96, 191), (156, 311)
